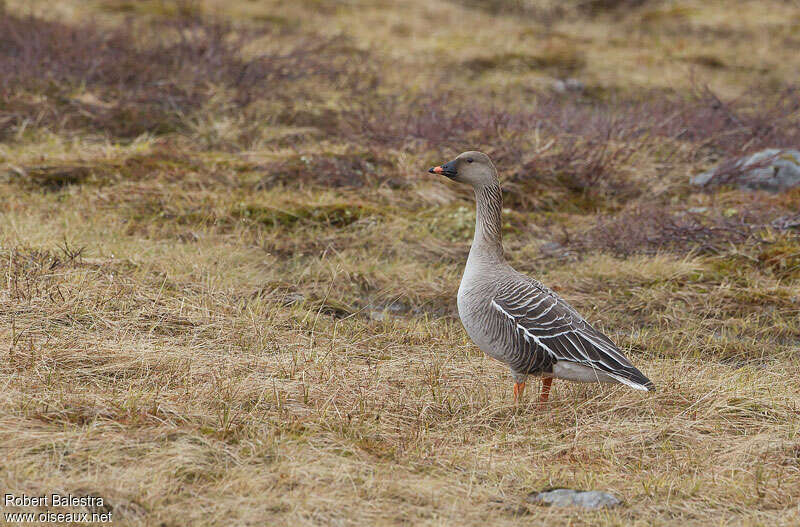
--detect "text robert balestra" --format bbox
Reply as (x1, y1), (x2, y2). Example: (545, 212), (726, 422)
(4, 493), (105, 508)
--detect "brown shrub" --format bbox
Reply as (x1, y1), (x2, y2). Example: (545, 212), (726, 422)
(340, 92), (663, 205)
(0, 13), (371, 139)
(254, 151), (396, 189)
(453, 0), (658, 19)
(339, 84), (800, 208)
(630, 85), (800, 163)
(571, 204), (800, 259)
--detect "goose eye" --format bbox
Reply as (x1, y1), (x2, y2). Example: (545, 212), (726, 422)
(466, 158), (474, 163)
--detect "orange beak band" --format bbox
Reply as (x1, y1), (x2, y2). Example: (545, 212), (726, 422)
(429, 166), (443, 174)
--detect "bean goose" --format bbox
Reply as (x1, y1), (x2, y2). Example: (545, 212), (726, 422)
(428, 151), (654, 403)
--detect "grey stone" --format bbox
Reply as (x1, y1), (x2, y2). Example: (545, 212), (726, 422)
(553, 78), (585, 93)
(384, 301), (407, 314)
(366, 300), (408, 321)
(539, 241), (564, 254)
(282, 292), (305, 306)
(691, 149), (800, 192)
(773, 214), (800, 230)
(367, 311), (387, 321)
(526, 488), (621, 509)
(691, 169), (716, 187)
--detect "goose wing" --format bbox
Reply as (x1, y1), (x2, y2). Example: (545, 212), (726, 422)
(490, 278), (654, 390)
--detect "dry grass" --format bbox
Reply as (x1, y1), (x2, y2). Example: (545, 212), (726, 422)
(1, 0), (800, 525)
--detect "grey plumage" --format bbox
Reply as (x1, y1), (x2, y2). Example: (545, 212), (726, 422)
(431, 151), (654, 397)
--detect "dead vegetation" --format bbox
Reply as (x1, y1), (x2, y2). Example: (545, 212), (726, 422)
(1, 0), (799, 526)
(570, 201), (800, 259)
(0, 11), (372, 141)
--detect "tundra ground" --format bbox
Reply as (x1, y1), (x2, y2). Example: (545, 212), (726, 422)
(1, 1), (799, 525)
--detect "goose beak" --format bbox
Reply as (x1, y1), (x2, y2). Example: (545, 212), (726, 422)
(428, 161), (457, 178)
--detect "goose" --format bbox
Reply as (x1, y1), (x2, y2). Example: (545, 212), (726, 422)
(429, 151), (654, 403)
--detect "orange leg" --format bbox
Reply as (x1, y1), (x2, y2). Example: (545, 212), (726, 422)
(539, 377), (553, 403)
(513, 381), (526, 403)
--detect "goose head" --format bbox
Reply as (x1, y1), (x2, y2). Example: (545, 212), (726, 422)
(428, 151), (498, 187)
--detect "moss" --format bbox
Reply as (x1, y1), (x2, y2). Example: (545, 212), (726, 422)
(640, 5), (696, 24)
(97, 0), (204, 18)
(233, 202), (379, 228)
(707, 258), (749, 280)
(462, 46), (586, 75)
(6, 165), (92, 191)
(115, 151), (202, 181)
(758, 239), (800, 279)
(314, 297), (357, 318)
(251, 14), (299, 28)
(5, 151), (202, 192)
(582, 0), (652, 12)
(684, 54), (728, 69)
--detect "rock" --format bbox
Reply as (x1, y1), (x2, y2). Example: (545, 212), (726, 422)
(177, 231), (200, 243)
(540, 241), (563, 252)
(384, 301), (407, 314)
(692, 149), (800, 192)
(539, 241), (567, 257)
(526, 488), (621, 509)
(690, 169), (716, 187)
(553, 78), (585, 93)
(282, 292), (305, 306)
(772, 214), (800, 231)
(366, 300), (407, 321)
(367, 310), (388, 321)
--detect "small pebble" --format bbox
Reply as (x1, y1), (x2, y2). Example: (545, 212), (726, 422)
(527, 488), (621, 509)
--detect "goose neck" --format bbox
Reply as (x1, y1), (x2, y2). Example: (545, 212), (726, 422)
(471, 183), (504, 261)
